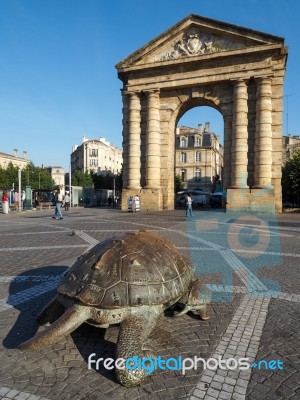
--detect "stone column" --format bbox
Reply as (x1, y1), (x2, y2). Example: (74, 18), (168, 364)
(121, 89), (129, 188)
(145, 89), (161, 188)
(127, 91), (141, 189)
(254, 77), (273, 188)
(222, 105), (233, 190)
(230, 79), (249, 188)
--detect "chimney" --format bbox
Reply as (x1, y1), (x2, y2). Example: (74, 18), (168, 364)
(204, 122), (210, 132)
(82, 135), (88, 143)
(198, 124), (203, 134)
(23, 150), (27, 159)
(14, 149), (18, 157)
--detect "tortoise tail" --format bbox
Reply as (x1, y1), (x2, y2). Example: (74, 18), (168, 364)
(18, 305), (91, 350)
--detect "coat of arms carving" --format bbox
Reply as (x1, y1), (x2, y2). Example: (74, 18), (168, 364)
(151, 27), (244, 62)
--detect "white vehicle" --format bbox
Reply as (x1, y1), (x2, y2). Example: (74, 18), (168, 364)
(176, 190), (211, 207)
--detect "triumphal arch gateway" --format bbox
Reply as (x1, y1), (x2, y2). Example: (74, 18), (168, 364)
(116, 14), (288, 213)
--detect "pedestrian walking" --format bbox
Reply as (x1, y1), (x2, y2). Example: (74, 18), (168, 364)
(127, 196), (133, 213)
(64, 192), (70, 211)
(1, 189), (9, 214)
(52, 190), (63, 219)
(21, 190), (26, 211)
(13, 190), (20, 211)
(185, 193), (194, 217)
(132, 194), (140, 212)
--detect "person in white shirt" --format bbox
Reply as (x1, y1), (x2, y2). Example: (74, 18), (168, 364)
(133, 195), (140, 212)
(21, 190), (26, 211)
(52, 190), (63, 220)
(64, 192), (70, 211)
(186, 193), (194, 217)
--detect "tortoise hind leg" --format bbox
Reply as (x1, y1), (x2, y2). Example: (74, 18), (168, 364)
(115, 305), (162, 387)
(175, 279), (211, 320)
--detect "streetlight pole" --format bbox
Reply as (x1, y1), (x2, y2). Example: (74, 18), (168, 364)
(113, 175), (116, 201)
(18, 168), (22, 212)
(69, 164), (72, 207)
(285, 93), (295, 136)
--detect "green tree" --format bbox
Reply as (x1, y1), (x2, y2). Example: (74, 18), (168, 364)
(282, 150), (300, 204)
(4, 162), (18, 187)
(0, 162), (54, 190)
(174, 174), (184, 193)
(92, 171), (122, 192)
(24, 163), (54, 189)
(71, 170), (93, 187)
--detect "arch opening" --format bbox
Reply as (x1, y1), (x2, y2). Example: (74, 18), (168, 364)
(175, 106), (224, 197)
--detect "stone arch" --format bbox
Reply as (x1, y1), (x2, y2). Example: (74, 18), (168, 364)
(163, 85), (228, 202)
(116, 14), (288, 213)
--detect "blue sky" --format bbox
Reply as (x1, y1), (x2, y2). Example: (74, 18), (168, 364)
(1, 0), (299, 170)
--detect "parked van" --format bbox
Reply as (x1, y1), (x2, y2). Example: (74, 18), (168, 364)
(176, 190), (211, 207)
(210, 192), (226, 208)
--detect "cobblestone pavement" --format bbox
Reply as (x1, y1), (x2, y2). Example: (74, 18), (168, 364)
(0, 207), (299, 400)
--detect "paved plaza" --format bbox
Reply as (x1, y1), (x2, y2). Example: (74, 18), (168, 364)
(0, 207), (299, 400)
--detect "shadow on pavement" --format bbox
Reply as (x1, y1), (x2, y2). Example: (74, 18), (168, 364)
(3, 265), (67, 349)
(3, 265), (119, 383)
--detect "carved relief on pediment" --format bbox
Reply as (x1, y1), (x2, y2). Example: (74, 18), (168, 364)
(151, 27), (245, 62)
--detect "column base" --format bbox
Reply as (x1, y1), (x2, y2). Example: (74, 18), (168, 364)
(226, 188), (276, 214)
(121, 188), (163, 211)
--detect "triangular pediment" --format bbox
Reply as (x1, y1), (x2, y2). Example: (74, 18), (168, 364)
(116, 14), (284, 70)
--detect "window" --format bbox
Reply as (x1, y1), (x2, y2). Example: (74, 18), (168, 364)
(194, 136), (202, 146)
(181, 152), (187, 163)
(180, 137), (187, 147)
(195, 168), (201, 181)
(195, 151), (201, 162)
(90, 149), (98, 157)
(181, 169), (186, 181)
(90, 159), (98, 167)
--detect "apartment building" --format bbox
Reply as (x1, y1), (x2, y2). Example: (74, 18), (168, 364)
(175, 122), (223, 192)
(282, 135), (300, 165)
(0, 149), (29, 170)
(71, 136), (123, 175)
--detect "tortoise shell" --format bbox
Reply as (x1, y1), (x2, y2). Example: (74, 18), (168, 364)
(58, 231), (194, 308)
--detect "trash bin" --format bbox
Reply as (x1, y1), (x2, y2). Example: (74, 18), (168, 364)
(2, 201), (9, 214)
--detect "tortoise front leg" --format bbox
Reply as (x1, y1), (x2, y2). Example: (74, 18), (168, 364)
(115, 305), (162, 387)
(36, 296), (65, 326)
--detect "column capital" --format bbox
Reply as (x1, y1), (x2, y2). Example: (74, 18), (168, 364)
(254, 75), (273, 84)
(143, 88), (160, 95)
(230, 78), (249, 86)
(122, 90), (141, 97)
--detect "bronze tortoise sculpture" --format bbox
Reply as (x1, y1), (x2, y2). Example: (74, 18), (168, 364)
(19, 231), (210, 387)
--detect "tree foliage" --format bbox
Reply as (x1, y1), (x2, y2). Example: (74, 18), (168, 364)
(0, 162), (54, 190)
(174, 174), (184, 193)
(71, 170), (93, 187)
(282, 150), (300, 203)
(70, 169), (123, 193)
(92, 171), (122, 192)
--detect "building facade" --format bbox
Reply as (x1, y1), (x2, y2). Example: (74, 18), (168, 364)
(175, 122), (223, 192)
(0, 149), (29, 170)
(71, 136), (123, 175)
(282, 135), (300, 166)
(46, 166), (65, 192)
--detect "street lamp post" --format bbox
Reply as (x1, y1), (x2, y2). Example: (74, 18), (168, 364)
(113, 175), (116, 201)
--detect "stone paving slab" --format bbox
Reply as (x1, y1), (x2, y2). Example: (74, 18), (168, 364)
(0, 208), (299, 399)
